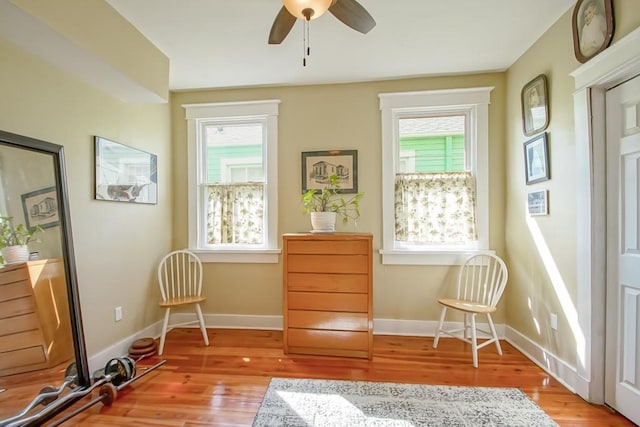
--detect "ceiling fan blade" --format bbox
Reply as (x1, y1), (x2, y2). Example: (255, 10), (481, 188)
(329, 0), (376, 34)
(269, 6), (297, 45)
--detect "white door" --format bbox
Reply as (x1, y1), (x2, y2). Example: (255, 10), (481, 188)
(605, 73), (640, 424)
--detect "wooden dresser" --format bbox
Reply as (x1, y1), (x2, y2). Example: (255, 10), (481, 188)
(0, 259), (73, 376)
(283, 233), (373, 359)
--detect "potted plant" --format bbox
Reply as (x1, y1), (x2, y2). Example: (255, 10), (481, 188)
(301, 174), (364, 232)
(0, 216), (42, 264)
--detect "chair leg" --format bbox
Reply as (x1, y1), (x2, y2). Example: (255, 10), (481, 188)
(433, 306), (447, 348)
(159, 307), (171, 356)
(194, 303), (209, 346)
(486, 313), (502, 355)
(470, 313), (478, 368)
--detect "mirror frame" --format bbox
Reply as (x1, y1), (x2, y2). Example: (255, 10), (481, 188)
(0, 130), (90, 420)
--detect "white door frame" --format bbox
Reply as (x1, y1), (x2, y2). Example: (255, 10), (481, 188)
(571, 27), (640, 403)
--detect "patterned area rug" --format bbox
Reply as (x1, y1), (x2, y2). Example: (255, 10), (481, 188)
(252, 378), (558, 427)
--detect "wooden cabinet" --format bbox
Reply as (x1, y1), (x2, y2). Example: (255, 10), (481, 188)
(283, 233), (373, 359)
(0, 259), (73, 375)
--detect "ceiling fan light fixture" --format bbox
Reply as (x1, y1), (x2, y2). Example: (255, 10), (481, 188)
(282, 0), (333, 20)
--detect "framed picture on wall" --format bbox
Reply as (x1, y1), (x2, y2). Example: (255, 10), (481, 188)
(21, 186), (59, 229)
(94, 136), (158, 204)
(572, 0), (614, 63)
(527, 189), (549, 215)
(523, 133), (550, 185)
(521, 74), (549, 137)
(301, 150), (358, 194)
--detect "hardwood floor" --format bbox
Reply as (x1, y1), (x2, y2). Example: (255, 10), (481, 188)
(41, 328), (633, 426)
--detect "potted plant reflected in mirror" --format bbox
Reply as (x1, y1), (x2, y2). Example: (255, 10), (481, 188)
(301, 174), (364, 232)
(0, 216), (42, 264)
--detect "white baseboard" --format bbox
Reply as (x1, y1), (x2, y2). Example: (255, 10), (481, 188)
(88, 322), (162, 374)
(88, 314), (576, 397)
(504, 325), (578, 393)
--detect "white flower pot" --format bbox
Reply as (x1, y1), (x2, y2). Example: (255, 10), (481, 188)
(310, 212), (337, 232)
(1, 245), (30, 264)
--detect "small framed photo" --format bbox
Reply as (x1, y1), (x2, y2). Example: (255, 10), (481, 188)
(527, 189), (548, 216)
(572, 0), (614, 63)
(301, 150), (358, 194)
(521, 74), (549, 137)
(524, 132), (550, 185)
(95, 136), (158, 204)
(21, 186), (59, 230)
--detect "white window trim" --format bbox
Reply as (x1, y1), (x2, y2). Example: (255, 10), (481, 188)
(378, 87), (493, 265)
(184, 100), (281, 263)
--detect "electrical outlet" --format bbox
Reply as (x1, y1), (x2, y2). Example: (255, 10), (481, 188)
(115, 306), (123, 322)
(550, 313), (558, 330)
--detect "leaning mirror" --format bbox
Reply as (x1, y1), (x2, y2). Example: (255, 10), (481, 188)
(0, 130), (89, 425)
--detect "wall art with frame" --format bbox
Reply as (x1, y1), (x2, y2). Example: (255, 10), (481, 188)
(571, 0), (614, 64)
(527, 189), (549, 216)
(521, 74), (549, 137)
(21, 186), (59, 229)
(524, 132), (550, 185)
(301, 149), (358, 194)
(94, 136), (158, 204)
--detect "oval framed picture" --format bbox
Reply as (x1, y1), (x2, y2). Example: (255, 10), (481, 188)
(521, 74), (549, 137)
(572, 0), (614, 63)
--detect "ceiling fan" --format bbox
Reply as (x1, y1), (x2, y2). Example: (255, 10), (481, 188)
(268, 0), (376, 45)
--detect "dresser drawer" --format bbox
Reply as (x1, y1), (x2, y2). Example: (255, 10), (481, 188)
(287, 239), (368, 255)
(288, 273), (368, 293)
(0, 296), (35, 319)
(0, 345), (46, 371)
(0, 313), (40, 336)
(287, 328), (369, 352)
(0, 267), (28, 287)
(288, 310), (369, 331)
(0, 329), (44, 353)
(288, 291), (368, 312)
(0, 279), (30, 302)
(287, 254), (368, 274)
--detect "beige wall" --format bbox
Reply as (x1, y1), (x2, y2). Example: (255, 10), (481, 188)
(504, 1), (640, 364)
(171, 73), (507, 323)
(0, 37), (172, 356)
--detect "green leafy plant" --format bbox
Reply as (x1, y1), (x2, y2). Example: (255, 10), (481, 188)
(0, 216), (43, 248)
(301, 174), (364, 224)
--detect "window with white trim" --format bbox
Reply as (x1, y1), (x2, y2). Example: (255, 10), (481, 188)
(379, 88), (493, 265)
(184, 100), (280, 263)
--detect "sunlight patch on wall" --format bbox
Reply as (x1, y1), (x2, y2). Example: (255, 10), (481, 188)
(526, 215), (585, 366)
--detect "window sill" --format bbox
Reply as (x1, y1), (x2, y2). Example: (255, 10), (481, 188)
(379, 249), (495, 266)
(190, 249), (281, 264)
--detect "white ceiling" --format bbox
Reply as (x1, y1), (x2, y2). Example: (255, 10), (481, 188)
(106, 0), (575, 91)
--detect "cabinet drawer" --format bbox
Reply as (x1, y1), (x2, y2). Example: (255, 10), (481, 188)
(0, 313), (40, 337)
(286, 239), (368, 255)
(0, 329), (44, 353)
(288, 273), (368, 293)
(0, 267), (28, 287)
(287, 328), (369, 352)
(0, 345), (46, 371)
(0, 296), (35, 319)
(288, 291), (368, 312)
(0, 279), (30, 302)
(288, 254), (368, 274)
(288, 310), (369, 331)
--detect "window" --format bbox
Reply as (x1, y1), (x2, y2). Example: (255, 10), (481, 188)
(184, 100), (280, 263)
(379, 88), (493, 265)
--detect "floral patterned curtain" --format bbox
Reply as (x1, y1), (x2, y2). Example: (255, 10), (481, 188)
(206, 183), (264, 244)
(394, 172), (477, 244)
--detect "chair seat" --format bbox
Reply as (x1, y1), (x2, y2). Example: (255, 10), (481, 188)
(437, 298), (497, 314)
(159, 295), (206, 308)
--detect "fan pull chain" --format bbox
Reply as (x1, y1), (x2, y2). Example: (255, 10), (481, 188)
(302, 19), (310, 67)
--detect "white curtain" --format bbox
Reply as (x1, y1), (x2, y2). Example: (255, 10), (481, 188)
(394, 172), (477, 244)
(206, 183), (264, 244)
